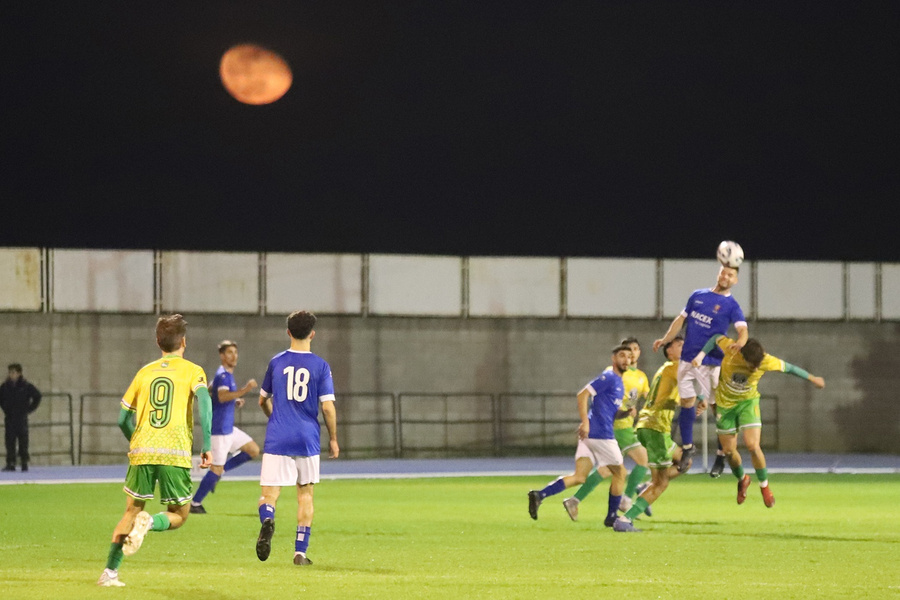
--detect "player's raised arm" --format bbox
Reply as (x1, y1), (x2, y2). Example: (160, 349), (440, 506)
(783, 362), (825, 389)
(653, 314), (686, 352)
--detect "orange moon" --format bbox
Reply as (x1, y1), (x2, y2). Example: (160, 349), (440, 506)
(219, 44), (292, 105)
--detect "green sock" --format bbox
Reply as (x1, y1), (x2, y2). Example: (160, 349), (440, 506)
(624, 497), (649, 521)
(755, 468), (768, 484)
(624, 465), (649, 498)
(573, 469), (603, 501)
(732, 464), (745, 479)
(106, 542), (124, 570)
(151, 513), (171, 532)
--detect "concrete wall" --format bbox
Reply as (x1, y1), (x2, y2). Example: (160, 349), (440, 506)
(2, 312), (898, 463)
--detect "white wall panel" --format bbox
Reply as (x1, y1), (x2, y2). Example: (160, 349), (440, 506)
(757, 262), (843, 319)
(162, 252), (258, 313)
(0, 248), (42, 311)
(266, 253), (362, 315)
(847, 263), (876, 320)
(881, 264), (900, 320)
(53, 250), (153, 312)
(369, 255), (460, 316)
(566, 258), (656, 317)
(662, 260), (751, 319)
(469, 257), (559, 317)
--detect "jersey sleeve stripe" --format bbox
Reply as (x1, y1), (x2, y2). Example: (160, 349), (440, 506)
(319, 393), (336, 403)
(260, 389), (272, 398)
(121, 398), (135, 410)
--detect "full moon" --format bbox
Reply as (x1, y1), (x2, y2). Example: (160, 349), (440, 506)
(219, 44), (292, 105)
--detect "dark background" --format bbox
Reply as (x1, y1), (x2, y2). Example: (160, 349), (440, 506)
(2, 2), (897, 260)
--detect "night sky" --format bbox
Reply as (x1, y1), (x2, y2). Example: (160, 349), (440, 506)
(2, 2), (898, 261)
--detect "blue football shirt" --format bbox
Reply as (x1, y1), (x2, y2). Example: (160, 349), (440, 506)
(680, 288), (747, 365)
(210, 366), (237, 435)
(260, 350), (335, 457)
(582, 367), (625, 440)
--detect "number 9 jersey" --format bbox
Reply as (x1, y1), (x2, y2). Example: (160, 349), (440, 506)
(260, 350), (335, 457)
(121, 356), (208, 468)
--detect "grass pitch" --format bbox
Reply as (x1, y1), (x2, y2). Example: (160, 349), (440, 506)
(1, 474), (898, 599)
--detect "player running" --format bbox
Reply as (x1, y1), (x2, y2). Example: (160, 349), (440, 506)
(563, 337), (651, 520)
(614, 336), (688, 531)
(528, 345), (636, 531)
(692, 335), (825, 507)
(98, 315), (213, 587)
(190, 340), (259, 514)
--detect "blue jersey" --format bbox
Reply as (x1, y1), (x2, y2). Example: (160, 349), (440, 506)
(210, 366), (237, 435)
(261, 350), (335, 457)
(680, 288), (747, 365)
(582, 368), (625, 440)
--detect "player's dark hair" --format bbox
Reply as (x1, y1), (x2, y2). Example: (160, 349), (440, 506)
(741, 338), (765, 370)
(287, 310), (317, 340)
(611, 344), (631, 355)
(156, 314), (187, 352)
(620, 336), (640, 348)
(662, 335), (684, 361)
(7, 363), (22, 374)
(218, 340), (237, 353)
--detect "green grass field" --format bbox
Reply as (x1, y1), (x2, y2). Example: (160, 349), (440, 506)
(1, 474), (899, 599)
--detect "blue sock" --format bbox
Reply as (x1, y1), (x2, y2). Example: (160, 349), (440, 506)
(295, 526), (311, 554)
(679, 406), (695, 447)
(539, 477), (567, 499)
(193, 471), (220, 504)
(224, 451), (252, 471)
(259, 503), (275, 524)
(607, 493), (622, 521)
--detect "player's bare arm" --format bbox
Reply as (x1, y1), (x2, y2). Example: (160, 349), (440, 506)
(259, 394), (273, 418)
(653, 314), (686, 352)
(321, 400), (339, 458)
(576, 389), (591, 439)
(217, 379), (258, 403)
(728, 325), (749, 353)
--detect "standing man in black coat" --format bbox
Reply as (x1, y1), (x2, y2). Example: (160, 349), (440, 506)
(0, 363), (42, 472)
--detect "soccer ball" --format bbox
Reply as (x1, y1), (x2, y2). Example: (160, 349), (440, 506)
(717, 240), (744, 268)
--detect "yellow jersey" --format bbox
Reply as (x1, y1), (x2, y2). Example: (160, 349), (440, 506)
(613, 367), (650, 430)
(636, 361), (680, 434)
(713, 336), (785, 410)
(121, 355), (207, 468)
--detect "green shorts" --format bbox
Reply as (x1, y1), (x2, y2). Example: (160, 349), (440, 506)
(124, 464), (193, 506)
(637, 428), (676, 469)
(716, 397), (762, 435)
(614, 427), (642, 453)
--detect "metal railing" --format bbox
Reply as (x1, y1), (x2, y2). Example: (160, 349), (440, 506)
(67, 390), (780, 463)
(78, 393), (129, 464)
(16, 392), (76, 465)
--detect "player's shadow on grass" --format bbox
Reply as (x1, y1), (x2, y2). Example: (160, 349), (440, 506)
(312, 564), (398, 574)
(670, 528), (895, 544)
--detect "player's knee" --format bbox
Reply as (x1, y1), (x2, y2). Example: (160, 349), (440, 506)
(246, 442), (260, 458)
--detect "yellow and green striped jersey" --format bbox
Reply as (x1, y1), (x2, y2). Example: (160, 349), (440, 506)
(636, 361), (680, 434)
(121, 355), (207, 468)
(613, 367), (650, 430)
(714, 337), (785, 410)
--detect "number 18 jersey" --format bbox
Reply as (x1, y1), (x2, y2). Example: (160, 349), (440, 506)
(260, 350), (335, 457)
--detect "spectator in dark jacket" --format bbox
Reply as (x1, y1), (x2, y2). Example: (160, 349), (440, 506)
(1, 363), (42, 472)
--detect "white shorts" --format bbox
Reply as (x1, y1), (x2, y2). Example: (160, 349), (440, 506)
(210, 427), (253, 466)
(260, 453), (320, 487)
(677, 360), (720, 401)
(575, 438), (623, 467)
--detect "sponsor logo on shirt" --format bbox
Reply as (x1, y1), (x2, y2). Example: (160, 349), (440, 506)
(690, 310), (713, 324)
